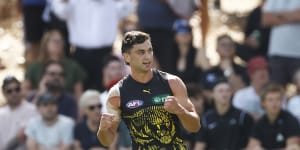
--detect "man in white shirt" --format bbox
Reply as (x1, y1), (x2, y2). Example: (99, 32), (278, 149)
(262, 0), (300, 86)
(51, 0), (134, 90)
(0, 76), (37, 150)
(233, 56), (269, 120)
(25, 92), (74, 149)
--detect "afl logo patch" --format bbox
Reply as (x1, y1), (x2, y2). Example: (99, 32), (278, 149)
(126, 100), (144, 109)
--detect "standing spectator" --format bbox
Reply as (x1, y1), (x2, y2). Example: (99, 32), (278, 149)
(30, 61), (78, 120)
(236, 0), (270, 62)
(137, 0), (178, 72)
(287, 69), (300, 122)
(25, 92), (75, 150)
(262, 0), (300, 86)
(194, 80), (253, 150)
(51, 0), (134, 91)
(169, 19), (202, 84)
(18, 0), (46, 66)
(24, 30), (87, 99)
(0, 76), (38, 150)
(233, 56), (269, 120)
(247, 83), (300, 150)
(74, 90), (106, 150)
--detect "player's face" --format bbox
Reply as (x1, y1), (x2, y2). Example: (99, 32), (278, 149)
(262, 92), (282, 116)
(124, 40), (154, 73)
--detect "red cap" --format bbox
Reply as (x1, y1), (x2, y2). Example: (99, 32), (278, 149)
(247, 56), (268, 75)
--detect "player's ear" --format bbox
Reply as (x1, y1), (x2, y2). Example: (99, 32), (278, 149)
(123, 53), (130, 64)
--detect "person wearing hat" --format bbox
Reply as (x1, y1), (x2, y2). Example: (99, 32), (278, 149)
(25, 92), (75, 150)
(169, 19), (202, 84)
(233, 56), (269, 120)
(194, 79), (254, 150)
(0, 76), (37, 150)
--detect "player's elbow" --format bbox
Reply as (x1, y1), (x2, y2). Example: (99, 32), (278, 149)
(97, 130), (112, 147)
(186, 122), (201, 133)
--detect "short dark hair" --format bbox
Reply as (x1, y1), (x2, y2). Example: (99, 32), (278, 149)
(121, 31), (151, 53)
(102, 55), (123, 68)
(42, 60), (65, 77)
(2, 76), (20, 90)
(260, 82), (284, 101)
(216, 34), (233, 44)
(37, 92), (58, 106)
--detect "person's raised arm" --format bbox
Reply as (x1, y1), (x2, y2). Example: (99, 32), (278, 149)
(97, 85), (121, 147)
(164, 75), (200, 132)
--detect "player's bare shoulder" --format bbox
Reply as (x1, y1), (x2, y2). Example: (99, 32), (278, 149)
(164, 72), (185, 89)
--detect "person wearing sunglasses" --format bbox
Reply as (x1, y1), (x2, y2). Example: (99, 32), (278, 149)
(74, 90), (107, 150)
(0, 76), (38, 150)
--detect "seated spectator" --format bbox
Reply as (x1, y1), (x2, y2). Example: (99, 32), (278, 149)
(182, 83), (205, 149)
(0, 76), (38, 150)
(30, 61), (78, 120)
(194, 79), (253, 150)
(247, 83), (300, 150)
(25, 92), (74, 149)
(24, 30), (87, 99)
(200, 34), (248, 101)
(74, 90), (107, 150)
(169, 19), (202, 84)
(287, 69), (300, 122)
(233, 56), (269, 120)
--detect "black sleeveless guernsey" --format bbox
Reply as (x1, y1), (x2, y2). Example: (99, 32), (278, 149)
(118, 70), (186, 150)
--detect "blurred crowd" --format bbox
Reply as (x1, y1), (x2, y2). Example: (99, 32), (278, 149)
(1, 0), (300, 149)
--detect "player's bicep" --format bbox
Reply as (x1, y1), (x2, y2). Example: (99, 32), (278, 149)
(168, 76), (195, 112)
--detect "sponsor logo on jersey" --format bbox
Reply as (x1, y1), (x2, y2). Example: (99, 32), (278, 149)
(126, 100), (144, 109)
(152, 94), (170, 104)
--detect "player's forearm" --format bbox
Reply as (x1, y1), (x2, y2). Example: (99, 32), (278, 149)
(176, 108), (200, 132)
(97, 128), (116, 147)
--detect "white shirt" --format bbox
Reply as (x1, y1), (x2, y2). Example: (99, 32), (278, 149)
(0, 101), (38, 150)
(287, 95), (300, 122)
(52, 0), (134, 48)
(233, 86), (264, 117)
(25, 115), (75, 149)
(263, 0), (300, 58)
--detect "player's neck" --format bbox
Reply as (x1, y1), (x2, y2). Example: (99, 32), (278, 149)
(130, 69), (153, 83)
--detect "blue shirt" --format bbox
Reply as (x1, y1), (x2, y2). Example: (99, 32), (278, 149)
(22, 0), (46, 6)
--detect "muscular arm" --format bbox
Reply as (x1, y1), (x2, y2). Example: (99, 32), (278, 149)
(97, 86), (121, 147)
(167, 76), (201, 132)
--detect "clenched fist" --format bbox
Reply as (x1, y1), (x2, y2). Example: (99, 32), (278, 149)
(99, 113), (115, 131)
(163, 96), (184, 115)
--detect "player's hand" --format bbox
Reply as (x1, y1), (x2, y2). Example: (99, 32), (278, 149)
(164, 96), (184, 115)
(99, 113), (115, 131)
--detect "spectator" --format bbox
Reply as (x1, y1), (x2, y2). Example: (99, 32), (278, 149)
(74, 90), (106, 150)
(182, 83), (205, 149)
(247, 83), (300, 150)
(200, 34), (248, 101)
(233, 56), (269, 120)
(236, 0), (270, 62)
(100, 55), (127, 113)
(169, 19), (202, 84)
(25, 92), (75, 149)
(194, 79), (253, 150)
(262, 0), (300, 86)
(137, 0), (178, 72)
(30, 61), (78, 120)
(24, 30), (87, 99)
(287, 69), (300, 122)
(0, 76), (37, 150)
(18, 0), (46, 66)
(51, 0), (134, 91)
